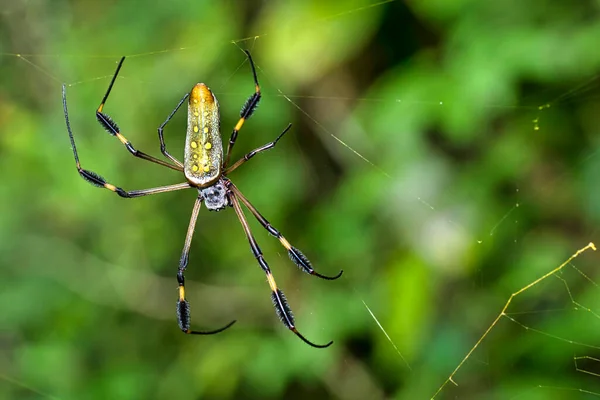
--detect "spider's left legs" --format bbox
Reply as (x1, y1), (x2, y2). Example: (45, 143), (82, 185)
(223, 49), (262, 168)
(63, 85), (191, 198)
(228, 183), (343, 280)
(158, 93), (189, 168)
(95, 57), (182, 172)
(229, 192), (333, 348)
(176, 196), (236, 335)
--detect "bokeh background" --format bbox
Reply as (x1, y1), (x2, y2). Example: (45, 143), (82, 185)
(2, 0), (600, 399)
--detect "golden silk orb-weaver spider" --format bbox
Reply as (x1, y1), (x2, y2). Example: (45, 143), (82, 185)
(62, 50), (342, 348)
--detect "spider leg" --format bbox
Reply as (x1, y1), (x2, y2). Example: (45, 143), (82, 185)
(177, 196), (236, 335)
(229, 183), (343, 280)
(223, 49), (262, 169)
(63, 85), (191, 198)
(158, 93), (189, 168)
(229, 192), (333, 348)
(226, 124), (292, 174)
(94, 57), (183, 172)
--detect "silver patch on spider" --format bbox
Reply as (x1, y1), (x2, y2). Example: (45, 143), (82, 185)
(200, 182), (229, 211)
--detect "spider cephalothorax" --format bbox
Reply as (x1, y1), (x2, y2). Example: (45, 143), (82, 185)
(62, 50), (342, 348)
(200, 180), (229, 211)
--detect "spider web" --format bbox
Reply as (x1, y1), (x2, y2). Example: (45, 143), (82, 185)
(2, 0), (600, 399)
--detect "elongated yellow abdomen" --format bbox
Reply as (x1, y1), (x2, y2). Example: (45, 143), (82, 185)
(184, 83), (223, 187)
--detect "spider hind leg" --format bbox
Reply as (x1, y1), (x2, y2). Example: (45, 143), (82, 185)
(228, 183), (343, 280)
(229, 192), (333, 348)
(176, 196), (236, 335)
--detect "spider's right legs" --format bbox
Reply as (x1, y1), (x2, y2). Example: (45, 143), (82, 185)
(228, 183), (342, 280)
(223, 49), (262, 168)
(229, 192), (332, 348)
(225, 124), (292, 174)
(176, 196), (236, 335)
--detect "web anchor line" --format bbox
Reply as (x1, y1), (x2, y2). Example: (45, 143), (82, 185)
(431, 242), (597, 399)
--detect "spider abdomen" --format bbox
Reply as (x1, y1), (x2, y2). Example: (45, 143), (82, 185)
(184, 83), (223, 188)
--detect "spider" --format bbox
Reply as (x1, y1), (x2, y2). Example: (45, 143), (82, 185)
(61, 50), (342, 348)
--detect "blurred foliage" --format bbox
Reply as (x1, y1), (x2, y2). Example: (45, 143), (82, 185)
(2, 0), (600, 399)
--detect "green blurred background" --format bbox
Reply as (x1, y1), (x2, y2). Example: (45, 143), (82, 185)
(2, 0), (600, 399)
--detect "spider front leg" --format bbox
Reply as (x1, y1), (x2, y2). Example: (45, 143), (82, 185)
(226, 124), (292, 174)
(223, 49), (262, 169)
(229, 183), (343, 280)
(158, 93), (189, 168)
(229, 192), (333, 348)
(95, 57), (182, 172)
(176, 196), (236, 335)
(63, 85), (192, 198)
